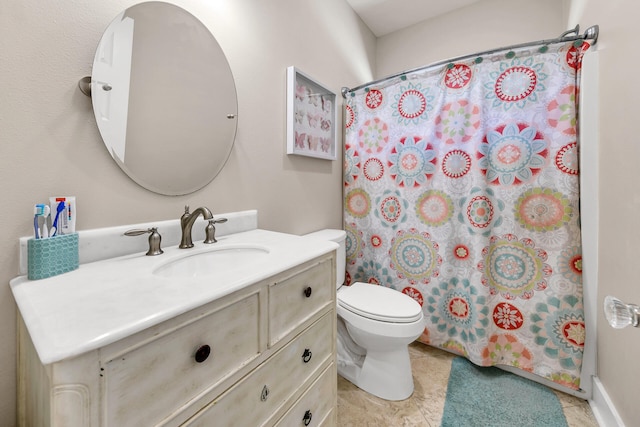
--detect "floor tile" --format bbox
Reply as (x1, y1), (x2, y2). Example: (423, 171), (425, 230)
(337, 342), (599, 427)
(337, 375), (429, 426)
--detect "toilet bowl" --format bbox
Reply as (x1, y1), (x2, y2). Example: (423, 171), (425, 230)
(304, 229), (425, 401)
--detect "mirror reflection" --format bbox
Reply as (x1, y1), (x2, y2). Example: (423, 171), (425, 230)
(91, 1), (237, 195)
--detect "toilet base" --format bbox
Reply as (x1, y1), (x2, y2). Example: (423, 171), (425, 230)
(337, 344), (415, 401)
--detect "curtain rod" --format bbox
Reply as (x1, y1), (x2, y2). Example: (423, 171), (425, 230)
(341, 24), (599, 98)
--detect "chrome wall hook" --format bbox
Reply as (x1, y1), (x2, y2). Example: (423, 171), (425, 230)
(78, 76), (91, 97)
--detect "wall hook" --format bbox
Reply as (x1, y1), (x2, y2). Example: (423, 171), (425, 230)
(78, 76), (91, 97)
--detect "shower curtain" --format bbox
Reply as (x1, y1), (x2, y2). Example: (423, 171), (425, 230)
(343, 40), (590, 390)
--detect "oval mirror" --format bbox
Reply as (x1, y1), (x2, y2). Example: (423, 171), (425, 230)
(91, 1), (237, 195)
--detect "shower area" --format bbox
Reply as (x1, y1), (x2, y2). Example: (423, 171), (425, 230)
(342, 26), (599, 399)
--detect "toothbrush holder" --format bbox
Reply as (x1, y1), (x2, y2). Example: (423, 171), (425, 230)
(27, 233), (79, 280)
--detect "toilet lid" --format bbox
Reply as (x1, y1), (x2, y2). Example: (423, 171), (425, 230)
(338, 282), (423, 323)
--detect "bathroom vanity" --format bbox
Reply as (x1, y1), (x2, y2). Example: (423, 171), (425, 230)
(12, 212), (338, 426)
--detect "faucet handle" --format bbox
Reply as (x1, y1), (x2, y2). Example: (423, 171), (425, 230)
(204, 218), (227, 244)
(181, 205), (191, 222)
(124, 227), (164, 256)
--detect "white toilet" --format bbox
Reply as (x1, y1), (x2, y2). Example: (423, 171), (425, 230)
(305, 229), (425, 401)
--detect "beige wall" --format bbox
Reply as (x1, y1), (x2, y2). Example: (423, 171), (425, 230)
(375, 0), (565, 78)
(0, 0), (375, 424)
(567, 0), (640, 425)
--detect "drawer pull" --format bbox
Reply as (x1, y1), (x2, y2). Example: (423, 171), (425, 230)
(194, 345), (211, 363)
(261, 385), (270, 402)
(303, 286), (313, 298)
(303, 409), (313, 426)
(302, 348), (312, 363)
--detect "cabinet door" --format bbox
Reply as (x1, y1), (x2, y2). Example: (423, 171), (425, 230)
(102, 293), (261, 427)
(184, 313), (333, 427)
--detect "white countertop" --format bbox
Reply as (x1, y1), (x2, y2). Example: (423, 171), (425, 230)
(11, 228), (337, 365)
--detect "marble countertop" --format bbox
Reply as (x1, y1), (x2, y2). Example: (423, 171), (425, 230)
(11, 228), (337, 365)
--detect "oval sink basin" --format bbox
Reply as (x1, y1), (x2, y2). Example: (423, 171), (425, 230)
(153, 246), (270, 279)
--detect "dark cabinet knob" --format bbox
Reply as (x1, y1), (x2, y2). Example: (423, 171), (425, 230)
(304, 286), (312, 298)
(303, 409), (312, 426)
(261, 385), (270, 402)
(302, 348), (312, 363)
(194, 345), (211, 363)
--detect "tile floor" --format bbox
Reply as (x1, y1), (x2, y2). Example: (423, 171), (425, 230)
(337, 342), (599, 426)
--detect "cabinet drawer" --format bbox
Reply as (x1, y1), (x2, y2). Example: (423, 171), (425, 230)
(269, 259), (333, 345)
(103, 293), (261, 427)
(184, 313), (333, 427)
(275, 364), (336, 427)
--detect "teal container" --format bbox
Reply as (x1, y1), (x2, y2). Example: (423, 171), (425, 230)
(27, 233), (79, 280)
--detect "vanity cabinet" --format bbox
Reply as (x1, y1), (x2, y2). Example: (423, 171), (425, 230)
(17, 253), (337, 427)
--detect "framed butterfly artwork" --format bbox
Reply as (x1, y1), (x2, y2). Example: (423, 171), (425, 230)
(286, 66), (337, 160)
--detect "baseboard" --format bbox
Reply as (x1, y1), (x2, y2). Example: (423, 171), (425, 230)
(589, 377), (626, 427)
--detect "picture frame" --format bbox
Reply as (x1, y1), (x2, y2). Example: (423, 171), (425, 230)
(286, 66), (337, 160)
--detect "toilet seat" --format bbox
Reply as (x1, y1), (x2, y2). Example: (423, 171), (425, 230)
(338, 282), (423, 323)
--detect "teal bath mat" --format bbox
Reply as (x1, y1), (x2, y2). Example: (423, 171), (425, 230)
(441, 357), (568, 427)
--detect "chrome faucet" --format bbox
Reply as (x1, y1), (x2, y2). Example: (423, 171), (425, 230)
(179, 205), (213, 249)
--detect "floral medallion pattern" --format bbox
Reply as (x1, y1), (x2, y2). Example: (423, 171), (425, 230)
(426, 277), (489, 344)
(388, 136), (438, 187)
(444, 64), (473, 89)
(343, 41), (587, 390)
(478, 123), (548, 186)
(363, 157), (385, 181)
(486, 56), (548, 110)
(492, 302), (524, 330)
(374, 189), (409, 229)
(478, 234), (552, 300)
(557, 246), (583, 284)
(344, 188), (370, 218)
(389, 228), (442, 284)
(343, 143), (360, 187)
(446, 238), (475, 268)
(434, 100), (481, 145)
(547, 85), (577, 136)
(392, 82), (436, 125)
(482, 334), (533, 371)
(370, 234), (383, 248)
(365, 88), (384, 110)
(458, 187), (505, 236)
(352, 259), (394, 288)
(555, 142), (579, 175)
(531, 295), (585, 372)
(565, 42), (590, 71)
(514, 187), (573, 232)
(416, 190), (454, 227)
(358, 117), (389, 154)
(344, 222), (363, 266)
(435, 100), (481, 144)
(442, 149), (472, 178)
(345, 103), (356, 130)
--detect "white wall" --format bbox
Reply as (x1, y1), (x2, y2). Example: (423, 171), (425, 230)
(375, 0), (565, 78)
(566, 0), (640, 425)
(0, 1), (375, 424)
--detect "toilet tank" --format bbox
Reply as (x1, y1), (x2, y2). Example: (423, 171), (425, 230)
(303, 229), (346, 288)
